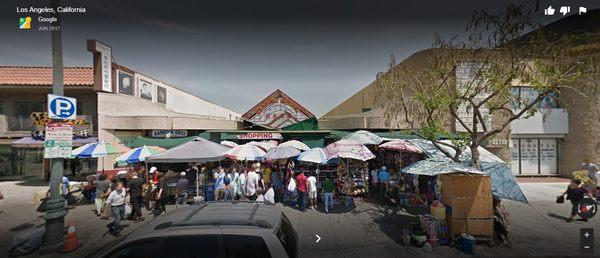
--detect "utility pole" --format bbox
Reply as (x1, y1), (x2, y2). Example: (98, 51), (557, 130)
(43, 0), (67, 247)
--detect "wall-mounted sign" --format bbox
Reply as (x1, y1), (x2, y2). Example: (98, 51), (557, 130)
(87, 40), (113, 93)
(138, 78), (154, 101)
(237, 132), (282, 140)
(44, 123), (73, 158)
(118, 70), (135, 96)
(48, 94), (77, 120)
(150, 130), (188, 138)
(156, 85), (167, 104)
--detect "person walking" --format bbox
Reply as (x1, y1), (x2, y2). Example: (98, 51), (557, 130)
(322, 178), (335, 214)
(222, 177), (235, 202)
(378, 166), (390, 203)
(296, 171), (308, 211)
(94, 174), (112, 217)
(246, 164), (261, 201)
(228, 168), (240, 199)
(154, 173), (167, 215)
(175, 172), (189, 208)
(214, 167), (226, 201)
(307, 172), (317, 209)
(580, 159), (599, 185)
(236, 169), (247, 200)
(106, 182), (127, 236)
(559, 179), (593, 222)
(126, 172), (146, 222)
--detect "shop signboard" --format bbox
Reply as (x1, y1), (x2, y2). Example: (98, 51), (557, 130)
(150, 129), (188, 138)
(87, 40), (113, 92)
(44, 123), (73, 159)
(237, 132), (282, 140)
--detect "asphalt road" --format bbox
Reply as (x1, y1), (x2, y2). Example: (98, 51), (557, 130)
(0, 181), (598, 257)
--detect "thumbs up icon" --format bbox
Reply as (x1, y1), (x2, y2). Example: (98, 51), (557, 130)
(544, 6), (555, 16)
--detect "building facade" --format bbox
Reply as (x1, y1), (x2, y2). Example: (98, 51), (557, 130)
(320, 12), (599, 177)
(0, 40), (242, 179)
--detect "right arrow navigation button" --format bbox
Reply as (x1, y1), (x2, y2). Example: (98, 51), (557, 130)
(315, 234), (321, 243)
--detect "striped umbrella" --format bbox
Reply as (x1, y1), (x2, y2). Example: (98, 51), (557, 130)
(71, 142), (120, 158)
(116, 145), (166, 164)
(379, 140), (422, 153)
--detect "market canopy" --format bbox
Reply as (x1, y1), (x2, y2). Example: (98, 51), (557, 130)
(71, 142), (121, 158)
(407, 139), (528, 203)
(278, 140), (310, 151)
(323, 139), (375, 161)
(401, 157), (484, 176)
(224, 144), (267, 161)
(121, 136), (196, 149)
(297, 147), (328, 164)
(12, 137), (98, 148)
(116, 145), (165, 164)
(342, 130), (384, 145)
(146, 137), (230, 163)
(281, 117), (319, 131)
(264, 146), (301, 160)
(379, 140), (423, 153)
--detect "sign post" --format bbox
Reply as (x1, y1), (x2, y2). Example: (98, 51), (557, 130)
(43, 0), (69, 249)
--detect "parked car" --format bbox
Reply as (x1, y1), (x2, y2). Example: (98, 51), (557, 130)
(96, 201), (298, 258)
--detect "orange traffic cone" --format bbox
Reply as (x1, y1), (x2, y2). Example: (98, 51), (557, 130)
(62, 222), (81, 253)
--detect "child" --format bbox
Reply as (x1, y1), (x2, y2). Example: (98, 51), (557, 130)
(559, 179), (592, 222)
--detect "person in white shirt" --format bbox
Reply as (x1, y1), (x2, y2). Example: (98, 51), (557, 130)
(246, 165), (261, 201)
(237, 169), (247, 200)
(105, 182), (126, 235)
(307, 173), (317, 209)
(228, 168), (240, 198)
(263, 184), (275, 204)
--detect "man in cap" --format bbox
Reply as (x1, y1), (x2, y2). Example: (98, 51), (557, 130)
(175, 172), (189, 208)
(378, 166), (390, 203)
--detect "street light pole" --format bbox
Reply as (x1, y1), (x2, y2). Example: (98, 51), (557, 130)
(43, 0), (68, 247)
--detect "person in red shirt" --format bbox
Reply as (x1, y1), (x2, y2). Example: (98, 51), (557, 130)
(295, 171), (308, 211)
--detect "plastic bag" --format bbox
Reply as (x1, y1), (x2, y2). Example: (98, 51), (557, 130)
(287, 179), (297, 192)
(9, 227), (45, 256)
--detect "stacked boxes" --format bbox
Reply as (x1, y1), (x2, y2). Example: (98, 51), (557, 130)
(441, 173), (493, 238)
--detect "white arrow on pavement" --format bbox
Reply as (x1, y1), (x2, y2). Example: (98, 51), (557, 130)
(315, 234), (321, 243)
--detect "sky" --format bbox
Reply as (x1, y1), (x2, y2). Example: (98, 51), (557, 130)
(1, 0), (598, 116)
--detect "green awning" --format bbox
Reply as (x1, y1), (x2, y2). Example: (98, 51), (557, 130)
(281, 117), (319, 131)
(119, 136), (196, 149)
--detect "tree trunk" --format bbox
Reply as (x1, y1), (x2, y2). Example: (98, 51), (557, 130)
(470, 144), (480, 168)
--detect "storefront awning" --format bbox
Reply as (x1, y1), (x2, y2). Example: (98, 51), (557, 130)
(119, 136), (196, 149)
(11, 137), (98, 148)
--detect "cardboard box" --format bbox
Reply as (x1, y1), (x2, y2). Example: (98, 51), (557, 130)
(441, 173), (492, 219)
(447, 217), (493, 237)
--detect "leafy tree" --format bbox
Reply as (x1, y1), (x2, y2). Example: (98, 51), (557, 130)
(377, 1), (600, 167)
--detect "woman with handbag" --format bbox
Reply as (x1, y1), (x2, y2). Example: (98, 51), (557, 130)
(558, 179), (593, 222)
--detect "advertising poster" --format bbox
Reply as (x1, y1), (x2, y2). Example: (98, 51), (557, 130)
(139, 78), (154, 101)
(118, 70), (135, 96)
(157, 85), (167, 104)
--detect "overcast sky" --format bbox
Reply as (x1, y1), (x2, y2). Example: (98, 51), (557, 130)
(1, 0), (598, 116)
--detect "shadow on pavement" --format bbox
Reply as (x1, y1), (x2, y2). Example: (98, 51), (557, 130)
(14, 180), (48, 187)
(546, 212), (569, 221)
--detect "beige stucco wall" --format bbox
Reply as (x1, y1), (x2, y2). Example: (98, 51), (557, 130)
(559, 83), (600, 177)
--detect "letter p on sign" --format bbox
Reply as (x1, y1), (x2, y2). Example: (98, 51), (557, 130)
(48, 94), (77, 120)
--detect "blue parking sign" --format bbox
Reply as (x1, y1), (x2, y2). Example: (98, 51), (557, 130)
(48, 94), (77, 120)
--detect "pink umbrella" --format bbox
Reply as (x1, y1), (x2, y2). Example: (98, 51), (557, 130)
(379, 140), (422, 153)
(323, 139), (375, 161)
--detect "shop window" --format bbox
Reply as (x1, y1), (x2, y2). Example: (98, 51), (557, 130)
(511, 86), (559, 109)
(10, 102), (44, 131)
(511, 138), (558, 175)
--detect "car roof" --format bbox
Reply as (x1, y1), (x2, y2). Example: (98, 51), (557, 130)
(128, 202), (282, 239)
